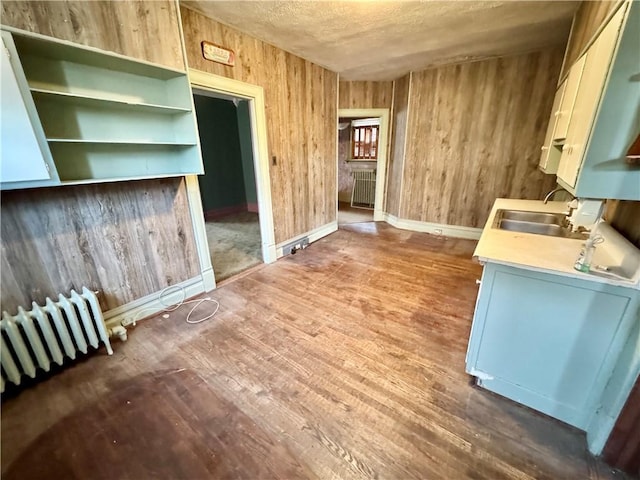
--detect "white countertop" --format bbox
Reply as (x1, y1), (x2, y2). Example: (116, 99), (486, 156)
(474, 198), (640, 290)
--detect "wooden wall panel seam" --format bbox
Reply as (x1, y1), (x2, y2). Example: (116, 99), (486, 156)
(398, 72), (412, 219)
(383, 79), (397, 212)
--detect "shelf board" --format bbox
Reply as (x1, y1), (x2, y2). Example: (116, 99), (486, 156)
(58, 173), (187, 186)
(31, 88), (191, 114)
(47, 139), (196, 146)
(13, 33), (186, 80)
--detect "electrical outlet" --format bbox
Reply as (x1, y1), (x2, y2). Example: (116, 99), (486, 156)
(282, 236), (309, 255)
(434, 228), (443, 236)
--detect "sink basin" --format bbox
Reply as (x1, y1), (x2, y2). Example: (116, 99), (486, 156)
(499, 210), (566, 225)
(493, 209), (589, 240)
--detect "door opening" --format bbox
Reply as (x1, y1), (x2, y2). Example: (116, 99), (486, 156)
(336, 108), (390, 228)
(193, 89), (262, 282)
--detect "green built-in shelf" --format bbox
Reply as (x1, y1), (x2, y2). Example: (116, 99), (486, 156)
(1, 27), (203, 190)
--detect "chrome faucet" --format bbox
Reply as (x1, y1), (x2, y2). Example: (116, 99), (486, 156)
(543, 187), (568, 204)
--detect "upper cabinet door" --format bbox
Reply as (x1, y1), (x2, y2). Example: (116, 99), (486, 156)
(539, 82), (566, 174)
(553, 56), (585, 142)
(557, 5), (626, 189)
(0, 33), (54, 185)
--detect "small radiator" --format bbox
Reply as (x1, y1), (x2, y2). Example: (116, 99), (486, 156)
(1, 287), (113, 393)
(351, 169), (376, 209)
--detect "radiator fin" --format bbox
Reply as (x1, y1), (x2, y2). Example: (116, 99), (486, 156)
(31, 302), (64, 366)
(1, 288), (112, 393)
(45, 297), (77, 360)
(0, 335), (21, 385)
(18, 306), (51, 372)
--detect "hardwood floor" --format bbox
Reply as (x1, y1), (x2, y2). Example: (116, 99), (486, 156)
(338, 201), (374, 225)
(1, 223), (628, 479)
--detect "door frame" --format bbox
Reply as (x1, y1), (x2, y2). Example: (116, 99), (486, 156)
(186, 69), (277, 290)
(337, 108), (390, 221)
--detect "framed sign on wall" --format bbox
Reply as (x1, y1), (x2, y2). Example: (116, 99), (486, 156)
(201, 41), (235, 66)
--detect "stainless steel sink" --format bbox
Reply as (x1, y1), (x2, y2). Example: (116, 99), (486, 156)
(499, 210), (566, 225)
(493, 209), (589, 240)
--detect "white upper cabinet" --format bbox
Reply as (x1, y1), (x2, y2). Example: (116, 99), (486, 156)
(539, 81), (566, 174)
(553, 56), (584, 142)
(1, 33), (57, 187)
(557, 6), (626, 189)
(555, 0), (639, 200)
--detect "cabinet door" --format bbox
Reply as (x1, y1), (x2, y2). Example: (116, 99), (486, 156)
(0, 34), (51, 184)
(553, 56), (585, 141)
(539, 82), (566, 173)
(474, 267), (630, 429)
(557, 6), (626, 189)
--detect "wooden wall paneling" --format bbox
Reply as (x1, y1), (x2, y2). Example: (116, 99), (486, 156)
(337, 128), (354, 203)
(385, 75), (410, 217)
(0, 1), (200, 314)
(0, 1), (185, 70)
(606, 200), (640, 248)
(311, 63), (338, 229)
(561, 0), (622, 80)
(401, 48), (562, 228)
(180, 6), (338, 244)
(0, 179), (200, 313)
(338, 81), (394, 110)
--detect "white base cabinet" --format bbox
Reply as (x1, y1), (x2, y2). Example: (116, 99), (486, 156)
(466, 262), (639, 430)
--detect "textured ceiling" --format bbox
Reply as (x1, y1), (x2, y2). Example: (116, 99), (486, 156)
(183, 1), (579, 81)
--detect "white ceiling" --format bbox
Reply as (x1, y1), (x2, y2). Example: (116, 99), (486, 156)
(183, 1), (579, 81)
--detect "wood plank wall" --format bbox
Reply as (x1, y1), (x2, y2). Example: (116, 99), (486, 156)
(1, 180), (199, 311)
(0, 0), (184, 70)
(338, 81), (393, 110)
(606, 201), (640, 249)
(180, 6), (338, 244)
(400, 49), (562, 228)
(385, 75), (410, 217)
(0, 1), (200, 314)
(561, 0), (622, 80)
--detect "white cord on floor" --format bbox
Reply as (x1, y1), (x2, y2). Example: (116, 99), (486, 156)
(131, 285), (220, 326)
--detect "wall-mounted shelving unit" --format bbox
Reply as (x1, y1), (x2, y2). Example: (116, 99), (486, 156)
(1, 28), (203, 190)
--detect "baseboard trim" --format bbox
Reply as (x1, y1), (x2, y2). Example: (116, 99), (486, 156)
(276, 221), (338, 258)
(103, 275), (206, 330)
(384, 213), (482, 240)
(202, 267), (216, 291)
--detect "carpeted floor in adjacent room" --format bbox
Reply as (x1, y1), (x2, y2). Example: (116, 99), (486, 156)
(205, 212), (262, 281)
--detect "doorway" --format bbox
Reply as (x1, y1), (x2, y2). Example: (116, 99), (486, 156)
(337, 108), (389, 227)
(192, 89), (261, 282)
